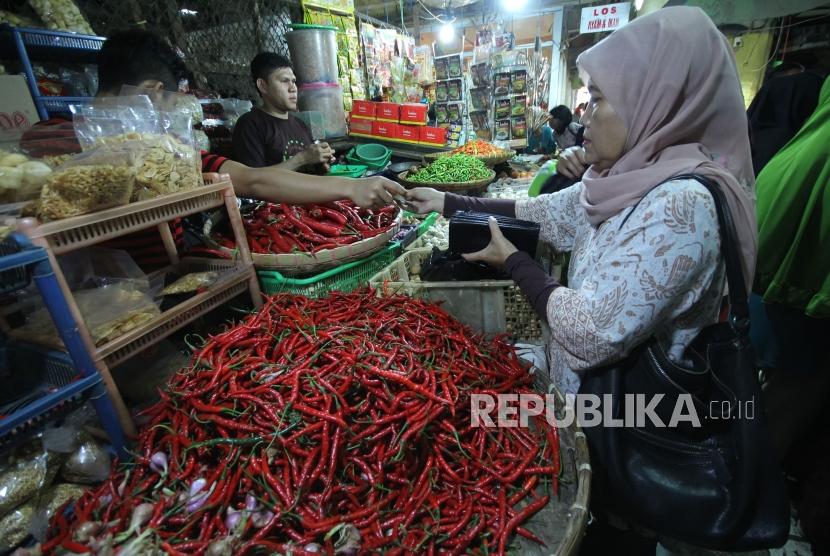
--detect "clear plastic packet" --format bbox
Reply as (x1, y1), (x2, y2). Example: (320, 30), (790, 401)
(27, 482), (89, 544)
(17, 282), (160, 346)
(162, 271), (219, 295)
(38, 146), (136, 221)
(0, 500), (34, 551)
(57, 247), (150, 293)
(59, 431), (111, 484)
(0, 437), (63, 519)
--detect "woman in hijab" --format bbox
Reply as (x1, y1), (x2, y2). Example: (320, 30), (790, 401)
(751, 75), (830, 458)
(747, 70), (824, 174)
(407, 6), (757, 396)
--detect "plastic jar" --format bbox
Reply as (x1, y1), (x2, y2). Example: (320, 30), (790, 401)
(286, 24), (339, 85)
(297, 83), (347, 138)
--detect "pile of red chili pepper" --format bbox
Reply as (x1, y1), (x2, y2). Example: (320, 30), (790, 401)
(213, 201), (398, 255)
(43, 291), (560, 555)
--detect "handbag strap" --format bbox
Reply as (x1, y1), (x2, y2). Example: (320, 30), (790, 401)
(671, 174), (750, 334)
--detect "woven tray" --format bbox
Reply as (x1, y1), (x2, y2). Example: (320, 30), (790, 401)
(215, 212), (401, 275)
(397, 169), (496, 193)
(422, 149), (516, 167)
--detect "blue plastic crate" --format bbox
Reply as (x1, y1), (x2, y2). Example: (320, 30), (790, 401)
(38, 96), (93, 115)
(0, 237), (30, 294)
(16, 26), (104, 51)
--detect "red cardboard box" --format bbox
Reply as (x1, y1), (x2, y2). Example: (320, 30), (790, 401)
(352, 100), (376, 119)
(398, 124), (420, 143)
(399, 103), (428, 125)
(419, 126), (447, 146)
(377, 102), (400, 122)
(373, 120), (399, 139)
(349, 115), (374, 137)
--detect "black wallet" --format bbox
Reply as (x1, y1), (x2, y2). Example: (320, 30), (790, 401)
(448, 211), (540, 258)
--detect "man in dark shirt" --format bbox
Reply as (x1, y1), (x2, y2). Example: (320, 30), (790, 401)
(232, 52), (335, 171)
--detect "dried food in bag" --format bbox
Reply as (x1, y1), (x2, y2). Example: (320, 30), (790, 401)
(495, 98), (511, 119)
(511, 95), (527, 117)
(447, 79), (462, 102)
(38, 148), (136, 221)
(448, 55), (462, 78)
(0, 500), (33, 551)
(495, 119), (511, 141)
(162, 271), (220, 295)
(435, 81), (448, 103)
(495, 73), (511, 95)
(59, 432), (111, 484)
(511, 69), (527, 94)
(511, 116), (527, 139)
(0, 438), (63, 518)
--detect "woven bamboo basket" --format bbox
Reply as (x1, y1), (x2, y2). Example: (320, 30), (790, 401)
(397, 169), (496, 193)
(423, 149), (516, 167)
(213, 212), (401, 275)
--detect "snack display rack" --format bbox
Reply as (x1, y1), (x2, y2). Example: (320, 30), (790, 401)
(0, 24), (105, 119)
(13, 175), (262, 437)
(0, 234), (127, 457)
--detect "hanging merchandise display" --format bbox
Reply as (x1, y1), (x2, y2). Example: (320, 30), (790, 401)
(434, 52), (465, 148)
(360, 23), (419, 104)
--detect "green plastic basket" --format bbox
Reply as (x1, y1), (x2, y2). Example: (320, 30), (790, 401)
(288, 23), (338, 31)
(413, 212), (438, 236)
(328, 164), (368, 178)
(258, 242), (402, 297)
(355, 143), (391, 162)
(345, 147), (391, 170)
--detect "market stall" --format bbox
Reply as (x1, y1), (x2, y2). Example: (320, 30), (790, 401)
(0, 1), (586, 553)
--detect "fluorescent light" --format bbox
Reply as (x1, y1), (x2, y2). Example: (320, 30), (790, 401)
(180, 8), (198, 16)
(439, 22), (455, 43)
(634, 0), (644, 10)
(502, 0), (527, 11)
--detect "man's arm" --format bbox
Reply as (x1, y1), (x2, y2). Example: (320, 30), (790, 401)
(217, 159), (406, 209)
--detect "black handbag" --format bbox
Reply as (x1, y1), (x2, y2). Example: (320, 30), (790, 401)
(578, 175), (790, 550)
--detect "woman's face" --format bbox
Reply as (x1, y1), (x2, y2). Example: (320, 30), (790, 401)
(581, 79), (628, 172)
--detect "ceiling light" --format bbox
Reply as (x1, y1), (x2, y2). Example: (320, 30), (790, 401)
(180, 8), (198, 16)
(502, 0), (527, 11)
(439, 22), (455, 43)
(634, 0), (644, 10)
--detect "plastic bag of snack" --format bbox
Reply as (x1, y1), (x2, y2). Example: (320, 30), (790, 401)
(511, 116), (527, 140)
(162, 271), (220, 295)
(0, 438), (63, 519)
(59, 431), (111, 484)
(27, 482), (88, 544)
(38, 146), (136, 221)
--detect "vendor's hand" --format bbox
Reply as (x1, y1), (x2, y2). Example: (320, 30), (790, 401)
(557, 146), (588, 180)
(461, 217), (518, 268)
(301, 142), (336, 167)
(347, 176), (406, 210)
(406, 187), (445, 215)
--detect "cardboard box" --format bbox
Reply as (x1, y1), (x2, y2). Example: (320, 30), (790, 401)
(0, 75), (39, 133)
(399, 103), (428, 125)
(348, 115), (374, 137)
(419, 126), (447, 146)
(377, 102), (400, 122)
(373, 120), (399, 139)
(398, 124), (420, 144)
(352, 100), (376, 119)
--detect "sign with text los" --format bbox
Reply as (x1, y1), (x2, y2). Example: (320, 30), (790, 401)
(580, 3), (630, 34)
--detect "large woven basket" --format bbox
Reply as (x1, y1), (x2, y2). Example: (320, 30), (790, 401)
(216, 212), (401, 275)
(423, 149), (516, 167)
(397, 169), (496, 193)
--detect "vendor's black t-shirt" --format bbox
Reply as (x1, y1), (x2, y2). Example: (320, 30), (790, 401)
(232, 107), (313, 168)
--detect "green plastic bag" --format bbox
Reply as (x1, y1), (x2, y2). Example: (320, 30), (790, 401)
(528, 160), (557, 197)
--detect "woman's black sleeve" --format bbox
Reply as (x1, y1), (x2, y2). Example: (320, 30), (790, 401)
(505, 251), (561, 321)
(443, 193), (516, 218)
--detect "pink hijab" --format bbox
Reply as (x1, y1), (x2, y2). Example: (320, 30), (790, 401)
(576, 6), (757, 287)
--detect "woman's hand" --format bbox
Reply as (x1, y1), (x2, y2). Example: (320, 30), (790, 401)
(557, 146), (589, 180)
(461, 217), (518, 268)
(406, 187), (445, 214)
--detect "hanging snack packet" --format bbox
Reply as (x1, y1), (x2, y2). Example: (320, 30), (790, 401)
(495, 73), (511, 95)
(511, 69), (527, 94)
(447, 103), (462, 123)
(448, 55), (462, 78)
(435, 57), (448, 80)
(511, 116), (527, 139)
(495, 98), (511, 119)
(512, 95), (527, 117)
(495, 119), (511, 141)
(436, 104), (449, 124)
(436, 81), (448, 103)
(448, 79), (462, 102)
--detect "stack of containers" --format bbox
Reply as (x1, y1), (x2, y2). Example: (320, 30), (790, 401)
(349, 100), (446, 147)
(286, 24), (348, 138)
